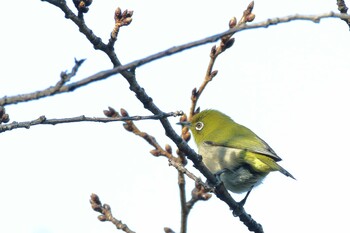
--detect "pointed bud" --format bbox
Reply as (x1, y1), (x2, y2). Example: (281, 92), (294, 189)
(2, 114), (9, 123)
(224, 38), (235, 49)
(180, 114), (187, 122)
(192, 88), (197, 97)
(122, 10), (128, 18)
(98, 215), (107, 221)
(181, 127), (189, 135)
(103, 107), (119, 118)
(103, 110), (111, 117)
(164, 227), (176, 233)
(246, 13), (255, 22)
(123, 17), (133, 26)
(150, 149), (160, 157)
(183, 132), (191, 141)
(210, 45), (217, 57)
(123, 123), (133, 132)
(248, 1), (254, 11)
(229, 17), (237, 28)
(195, 107), (200, 114)
(127, 10), (134, 17)
(165, 144), (172, 154)
(120, 108), (129, 117)
(90, 193), (101, 204)
(182, 157), (188, 166)
(115, 7), (122, 20)
(210, 70), (218, 78)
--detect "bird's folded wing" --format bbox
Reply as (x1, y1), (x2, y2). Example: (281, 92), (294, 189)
(204, 134), (282, 161)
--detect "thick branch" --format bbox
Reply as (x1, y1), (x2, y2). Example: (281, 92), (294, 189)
(1, 11), (349, 107)
(123, 61), (264, 232)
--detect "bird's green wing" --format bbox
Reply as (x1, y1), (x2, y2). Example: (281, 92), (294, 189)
(205, 132), (282, 161)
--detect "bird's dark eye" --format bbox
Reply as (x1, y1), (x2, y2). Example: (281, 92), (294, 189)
(195, 122), (204, 131)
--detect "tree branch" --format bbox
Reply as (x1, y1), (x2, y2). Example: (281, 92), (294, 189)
(90, 193), (136, 233)
(1, 11), (349, 107)
(122, 55), (264, 232)
(0, 111), (183, 133)
(188, 1), (255, 118)
(11, 4), (349, 232)
(41, 0), (130, 70)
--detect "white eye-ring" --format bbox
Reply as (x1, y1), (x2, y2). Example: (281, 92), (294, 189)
(195, 122), (204, 131)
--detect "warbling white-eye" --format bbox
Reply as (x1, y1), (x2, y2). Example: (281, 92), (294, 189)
(178, 109), (295, 204)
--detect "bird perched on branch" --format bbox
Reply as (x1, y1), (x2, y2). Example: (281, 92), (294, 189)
(178, 109), (295, 205)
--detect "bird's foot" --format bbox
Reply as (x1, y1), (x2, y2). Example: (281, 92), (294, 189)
(213, 168), (229, 186)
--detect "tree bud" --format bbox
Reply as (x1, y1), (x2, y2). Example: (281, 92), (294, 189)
(98, 215), (107, 221)
(246, 13), (255, 22)
(183, 132), (191, 141)
(150, 149), (160, 157)
(120, 108), (128, 117)
(165, 144), (172, 154)
(229, 17), (237, 28)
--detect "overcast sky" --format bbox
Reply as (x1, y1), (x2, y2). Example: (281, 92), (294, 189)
(1, 1), (350, 233)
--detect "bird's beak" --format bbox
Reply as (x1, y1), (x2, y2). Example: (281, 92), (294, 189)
(176, 121), (191, 127)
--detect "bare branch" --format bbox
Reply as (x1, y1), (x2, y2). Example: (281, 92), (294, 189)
(186, 182), (212, 212)
(1, 11), (348, 107)
(116, 108), (212, 233)
(189, 1), (256, 118)
(90, 193), (136, 233)
(0, 59), (85, 106)
(53, 58), (86, 94)
(42, 0), (131, 70)
(168, 159), (209, 190)
(118, 108), (177, 159)
(0, 111), (183, 133)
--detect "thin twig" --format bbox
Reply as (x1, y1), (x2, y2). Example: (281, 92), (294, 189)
(120, 108), (176, 159)
(168, 159), (209, 190)
(52, 58), (86, 94)
(178, 170), (187, 233)
(0, 111), (183, 133)
(118, 108), (211, 233)
(42, 0), (129, 70)
(109, 7), (133, 48)
(189, 2), (254, 119)
(90, 193), (136, 233)
(186, 182), (212, 212)
(1, 11), (349, 107)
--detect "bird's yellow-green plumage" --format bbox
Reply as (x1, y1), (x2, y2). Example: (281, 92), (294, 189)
(187, 109), (294, 194)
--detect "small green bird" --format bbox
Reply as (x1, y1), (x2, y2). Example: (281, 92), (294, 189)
(179, 109), (294, 203)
